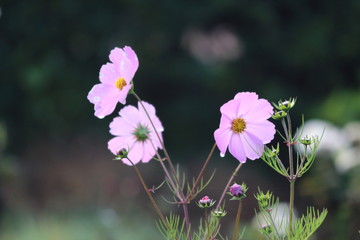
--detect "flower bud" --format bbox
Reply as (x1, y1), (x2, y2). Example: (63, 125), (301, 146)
(299, 136), (313, 146)
(254, 190), (273, 211)
(211, 209), (227, 218)
(196, 196), (216, 209)
(115, 148), (128, 160)
(264, 144), (280, 158)
(229, 183), (247, 200)
(273, 98), (296, 112)
(261, 223), (272, 235)
(272, 110), (287, 120)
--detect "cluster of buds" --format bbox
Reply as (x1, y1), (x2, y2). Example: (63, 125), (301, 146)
(196, 196), (216, 209)
(228, 183), (248, 201)
(272, 98), (296, 120)
(263, 144), (280, 158)
(254, 190), (273, 212)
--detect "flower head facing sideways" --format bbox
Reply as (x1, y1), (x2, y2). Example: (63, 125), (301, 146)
(88, 46), (139, 118)
(214, 92), (276, 163)
(108, 101), (164, 165)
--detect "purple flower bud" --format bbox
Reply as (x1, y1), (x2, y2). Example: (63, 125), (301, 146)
(230, 183), (243, 197)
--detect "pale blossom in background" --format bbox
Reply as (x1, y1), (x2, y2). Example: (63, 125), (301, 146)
(87, 46), (139, 119)
(214, 92), (276, 163)
(108, 101), (164, 165)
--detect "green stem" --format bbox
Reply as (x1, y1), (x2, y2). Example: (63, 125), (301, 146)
(131, 92), (191, 239)
(289, 179), (295, 233)
(267, 211), (281, 240)
(205, 209), (210, 240)
(127, 157), (169, 230)
(231, 200), (243, 240)
(187, 143), (217, 201)
(215, 163), (243, 210)
(285, 114), (295, 233)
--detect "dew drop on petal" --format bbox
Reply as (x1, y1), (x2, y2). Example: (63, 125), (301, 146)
(220, 152), (225, 158)
(98, 115), (105, 119)
(93, 96), (100, 102)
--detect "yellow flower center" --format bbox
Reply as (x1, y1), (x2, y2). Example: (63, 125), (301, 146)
(115, 78), (127, 90)
(231, 118), (246, 133)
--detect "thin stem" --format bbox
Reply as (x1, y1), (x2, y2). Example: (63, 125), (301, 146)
(267, 211), (281, 240)
(131, 92), (179, 182)
(131, 92), (191, 238)
(126, 157), (169, 230)
(289, 180), (295, 233)
(187, 143), (217, 201)
(205, 209), (210, 240)
(285, 114), (295, 233)
(149, 140), (181, 200)
(231, 200), (243, 240)
(215, 163), (243, 210)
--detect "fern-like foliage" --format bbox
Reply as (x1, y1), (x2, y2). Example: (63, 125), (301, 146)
(286, 207), (327, 240)
(156, 213), (186, 240)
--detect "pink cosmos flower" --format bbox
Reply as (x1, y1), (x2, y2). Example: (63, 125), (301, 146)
(108, 101), (164, 165)
(87, 46), (139, 118)
(214, 92), (275, 163)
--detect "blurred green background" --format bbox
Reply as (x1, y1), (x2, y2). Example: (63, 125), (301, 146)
(1, 0), (360, 239)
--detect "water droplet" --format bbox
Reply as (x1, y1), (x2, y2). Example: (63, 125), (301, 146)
(220, 152), (225, 158)
(98, 115), (105, 119)
(93, 96), (100, 102)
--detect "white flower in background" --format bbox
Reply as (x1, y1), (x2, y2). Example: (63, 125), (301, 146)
(296, 119), (349, 155)
(334, 122), (360, 173)
(252, 202), (296, 236)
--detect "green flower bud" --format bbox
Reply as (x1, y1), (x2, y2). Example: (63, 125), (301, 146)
(254, 190), (273, 211)
(299, 136), (313, 146)
(115, 148), (128, 160)
(273, 98), (296, 112)
(211, 209), (227, 218)
(264, 144), (280, 158)
(272, 110), (287, 120)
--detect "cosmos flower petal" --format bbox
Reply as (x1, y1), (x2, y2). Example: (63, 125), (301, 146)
(219, 115), (232, 129)
(109, 46), (137, 84)
(228, 134), (247, 163)
(214, 128), (233, 156)
(107, 135), (135, 156)
(124, 46), (139, 78)
(87, 84), (121, 118)
(142, 140), (156, 163)
(138, 101), (164, 132)
(127, 142), (143, 165)
(118, 84), (132, 105)
(109, 116), (134, 136)
(220, 99), (239, 119)
(245, 99), (274, 121)
(234, 92), (259, 117)
(119, 105), (141, 127)
(99, 63), (118, 85)
(245, 120), (276, 144)
(240, 132), (264, 160)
